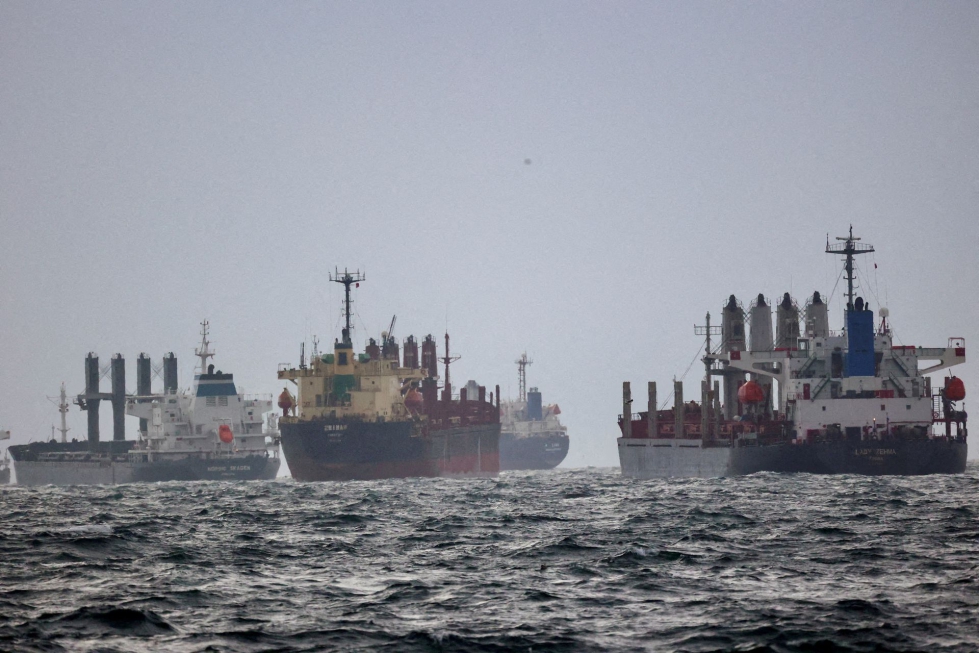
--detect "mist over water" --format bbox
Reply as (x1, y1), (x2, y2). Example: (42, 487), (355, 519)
(2, 465), (978, 652)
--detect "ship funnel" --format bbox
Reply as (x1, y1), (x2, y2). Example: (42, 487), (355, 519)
(804, 291), (830, 338)
(527, 387), (543, 421)
(775, 293), (801, 349)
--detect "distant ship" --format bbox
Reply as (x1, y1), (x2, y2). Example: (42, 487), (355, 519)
(277, 269), (501, 482)
(618, 228), (967, 477)
(499, 354), (569, 470)
(10, 323), (280, 485)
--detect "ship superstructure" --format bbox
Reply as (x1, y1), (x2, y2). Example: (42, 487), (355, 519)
(499, 354), (569, 470)
(618, 228), (967, 477)
(277, 269), (501, 481)
(10, 323), (280, 485)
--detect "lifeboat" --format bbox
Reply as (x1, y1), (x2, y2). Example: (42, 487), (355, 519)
(738, 380), (766, 404)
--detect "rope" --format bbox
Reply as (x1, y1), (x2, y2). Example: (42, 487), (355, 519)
(658, 341), (706, 410)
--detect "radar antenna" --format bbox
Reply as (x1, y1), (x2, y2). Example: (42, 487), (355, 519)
(330, 268), (365, 345)
(826, 225), (875, 311)
(195, 320), (215, 373)
(515, 353), (533, 402)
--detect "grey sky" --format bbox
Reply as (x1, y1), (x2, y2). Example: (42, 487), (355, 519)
(2, 2), (978, 469)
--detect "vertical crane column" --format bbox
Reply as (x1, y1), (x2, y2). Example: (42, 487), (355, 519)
(137, 353), (151, 436)
(84, 353), (100, 444)
(111, 354), (126, 441)
(674, 381), (685, 439)
(647, 382), (657, 438)
(163, 353), (177, 394)
(621, 382), (632, 438)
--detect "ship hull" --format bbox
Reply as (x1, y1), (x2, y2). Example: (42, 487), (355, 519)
(280, 419), (501, 481)
(499, 431), (569, 470)
(618, 437), (968, 478)
(9, 442), (279, 486)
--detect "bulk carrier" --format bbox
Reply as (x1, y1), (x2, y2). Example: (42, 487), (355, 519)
(277, 269), (501, 481)
(10, 323), (280, 485)
(618, 229), (967, 478)
(499, 354), (569, 470)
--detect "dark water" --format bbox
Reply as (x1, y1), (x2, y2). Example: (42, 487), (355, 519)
(2, 465), (978, 652)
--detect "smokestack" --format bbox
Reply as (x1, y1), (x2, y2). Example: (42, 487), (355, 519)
(137, 353), (151, 435)
(84, 353), (100, 444)
(111, 354), (126, 441)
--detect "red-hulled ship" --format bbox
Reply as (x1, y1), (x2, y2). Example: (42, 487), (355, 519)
(277, 270), (501, 481)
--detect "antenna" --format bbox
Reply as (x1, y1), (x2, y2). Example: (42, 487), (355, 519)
(826, 225), (874, 311)
(515, 353), (533, 402)
(330, 268), (365, 345)
(195, 320), (215, 373)
(311, 335), (319, 359)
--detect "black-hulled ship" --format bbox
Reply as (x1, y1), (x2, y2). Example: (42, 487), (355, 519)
(9, 323), (280, 485)
(618, 228), (967, 477)
(276, 270), (501, 482)
(499, 354), (569, 470)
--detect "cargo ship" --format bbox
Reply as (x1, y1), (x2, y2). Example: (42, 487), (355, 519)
(618, 228), (967, 477)
(499, 354), (569, 470)
(276, 269), (500, 482)
(10, 323), (280, 485)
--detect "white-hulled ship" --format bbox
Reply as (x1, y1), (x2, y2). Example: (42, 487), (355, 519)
(618, 228), (967, 478)
(499, 354), (569, 470)
(10, 323), (280, 485)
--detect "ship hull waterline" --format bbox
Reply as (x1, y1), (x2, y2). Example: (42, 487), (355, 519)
(617, 437), (967, 478)
(499, 432), (569, 471)
(280, 419), (501, 482)
(9, 441), (280, 485)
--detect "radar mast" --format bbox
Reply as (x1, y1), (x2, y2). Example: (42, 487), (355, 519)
(516, 353), (533, 402)
(826, 225), (875, 311)
(330, 268), (365, 346)
(195, 320), (215, 373)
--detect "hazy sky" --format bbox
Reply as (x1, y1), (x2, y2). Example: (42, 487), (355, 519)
(2, 1), (978, 470)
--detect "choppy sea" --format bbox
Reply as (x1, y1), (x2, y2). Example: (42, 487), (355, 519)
(1, 464), (978, 652)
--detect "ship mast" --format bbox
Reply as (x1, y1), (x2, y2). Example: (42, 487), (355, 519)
(441, 333), (461, 398)
(826, 225), (874, 311)
(694, 312), (721, 387)
(195, 320), (215, 374)
(515, 353), (533, 402)
(330, 268), (365, 346)
(47, 382), (71, 443)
